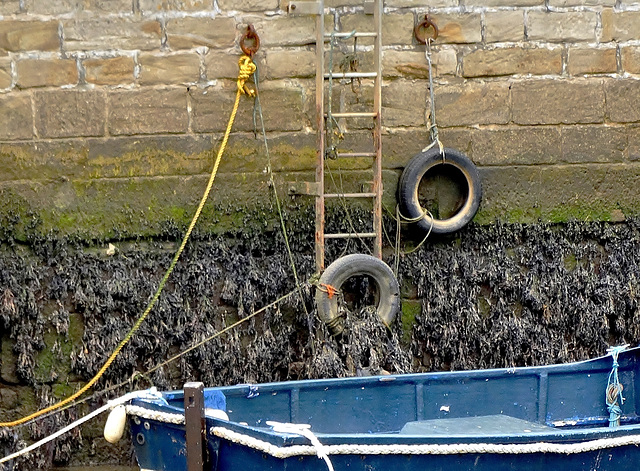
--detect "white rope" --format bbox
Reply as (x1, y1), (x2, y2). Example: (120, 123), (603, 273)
(0, 390), (156, 465)
(125, 405), (185, 425)
(209, 425), (640, 458)
(267, 421), (335, 471)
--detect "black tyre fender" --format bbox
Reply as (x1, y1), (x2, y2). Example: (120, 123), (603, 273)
(315, 254), (400, 336)
(398, 147), (482, 234)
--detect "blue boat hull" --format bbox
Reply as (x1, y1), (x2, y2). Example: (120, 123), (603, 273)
(128, 346), (640, 470)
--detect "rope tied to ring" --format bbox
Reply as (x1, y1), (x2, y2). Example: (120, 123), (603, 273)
(606, 344), (629, 428)
(238, 55), (257, 97)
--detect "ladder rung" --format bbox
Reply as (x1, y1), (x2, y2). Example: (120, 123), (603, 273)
(325, 232), (377, 239)
(336, 152), (377, 158)
(325, 32), (378, 39)
(324, 192), (376, 198)
(324, 72), (378, 79)
(329, 112), (377, 118)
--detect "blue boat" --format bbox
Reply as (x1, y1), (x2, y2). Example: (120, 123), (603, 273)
(126, 345), (640, 471)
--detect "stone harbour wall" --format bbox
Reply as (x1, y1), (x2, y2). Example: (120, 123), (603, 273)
(1, 2), (640, 469)
(0, 0), (638, 238)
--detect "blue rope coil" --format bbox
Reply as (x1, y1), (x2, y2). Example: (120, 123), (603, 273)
(606, 345), (629, 428)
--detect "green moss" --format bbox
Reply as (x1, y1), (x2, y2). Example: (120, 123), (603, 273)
(400, 299), (421, 347)
(564, 253), (578, 272)
(52, 383), (75, 400)
(475, 202), (640, 226)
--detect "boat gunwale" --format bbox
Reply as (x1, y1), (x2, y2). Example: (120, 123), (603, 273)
(162, 345), (639, 401)
(128, 346), (640, 450)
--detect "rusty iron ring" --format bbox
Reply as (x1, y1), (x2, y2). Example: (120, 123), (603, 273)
(240, 24), (260, 57)
(414, 15), (438, 44)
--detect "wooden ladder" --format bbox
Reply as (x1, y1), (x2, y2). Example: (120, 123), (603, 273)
(289, 0), (383, 272)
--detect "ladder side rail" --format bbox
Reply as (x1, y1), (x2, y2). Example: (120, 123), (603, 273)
(372, 0), (383, 259)
(315, 6), (326, 272)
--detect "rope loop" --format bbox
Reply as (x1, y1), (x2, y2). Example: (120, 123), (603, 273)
(267, 421), (335, 471)
(606, 344), (629, 428)
(238, 55), (257, 97)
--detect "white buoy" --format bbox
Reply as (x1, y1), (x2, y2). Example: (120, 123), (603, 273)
(104, 404), (127, 444)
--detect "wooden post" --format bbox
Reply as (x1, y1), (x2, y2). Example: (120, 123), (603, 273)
(184, 382), (206, 471)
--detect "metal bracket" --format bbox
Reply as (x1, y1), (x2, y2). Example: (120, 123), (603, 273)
(288, 1), (321, 15)
(288, 181), (321, 196)
(364, 0), (374, 15)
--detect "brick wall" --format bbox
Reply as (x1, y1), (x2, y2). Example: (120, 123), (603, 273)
(0, 0), (639, 237)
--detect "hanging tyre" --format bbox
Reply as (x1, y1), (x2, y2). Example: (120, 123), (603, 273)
(398, 147), (482, 235)
(315, 254), (400, 336)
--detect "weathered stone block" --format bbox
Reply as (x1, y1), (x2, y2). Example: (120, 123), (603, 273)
(549, 0), (614, 5)
(0, 135), (218, 182)
(191, 81), (306, 133)
(385, 0), (456, 6)
(605, 79), (640, 124)
(630, 126), (640, 161)
(218, 0), (278, 11)
(35, 90), (106, 138)
(382, 13), (414, 46)
(138, 53), (201, 85)
(0, 58), (12, 88)
(567, 47), (617, 75)
(436, 81), (510, 126)
(84, 55), (135, 85)
(0, 1), (20, 15)
(383, 48), (457, 78)
(108, 88), (188, 135)
(340, 13), (414, 46)
(463, 47), (562, 77)
(24, 0), (133, 14)
(222, 132), (316, 173)
(205, 51), (241, 80)
(62, 17), (161, 52)
(527, 11), (597, 42)
(265, 49), (315, 79)
(0, 387), (19, 409)
(561, 125), (627, 163)
(382, 79), (427, 128)
(478, 163), (640, 224)
(1, 338), (19, 384)
(0, 94), (32, 140)
(421, 13), (482, 44)
(622, 46), (640, 74)
(166, 17), (236, 50)
(381, 127), (474, 169)
(139, 0), (215, 12)
(512, 79), (605, 125)
(602, 10), (640, 42)
(254, 16), (316, 48)
(16, 58), (78, 88)
(472, 126), (561, 166)
(485, 11), (525, 43)
(465, 0), (542, 5)
(0, 21), (59, 52)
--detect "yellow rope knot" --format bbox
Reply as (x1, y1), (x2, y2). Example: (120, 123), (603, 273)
(237, 55), (257, 97)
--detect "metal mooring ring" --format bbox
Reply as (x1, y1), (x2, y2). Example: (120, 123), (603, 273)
(240, 24), (260, 57)
(414, 15), (438, 43)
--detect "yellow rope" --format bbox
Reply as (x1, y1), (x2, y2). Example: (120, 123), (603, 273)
(0, 55), (256, 428)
